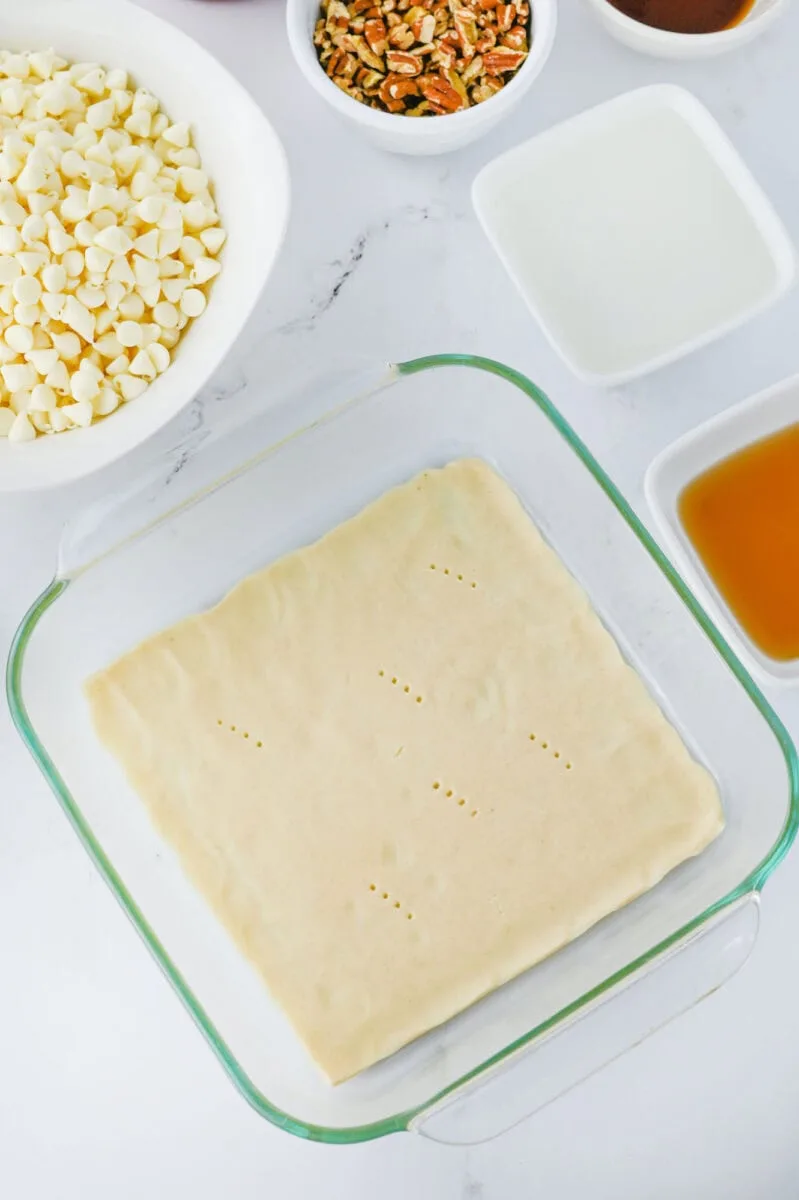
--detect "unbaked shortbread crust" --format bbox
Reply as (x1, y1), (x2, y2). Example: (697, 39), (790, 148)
(86, 459), (724, 1083)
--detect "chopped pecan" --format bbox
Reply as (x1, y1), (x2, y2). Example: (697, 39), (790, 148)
(501, 24), (527, 49)
(364, 16), (389, 53)
(453, 7), (479, 58)
(412, 12), (437, 40)
(388, 22), (415, 47)
(348, 33), (386, 67)
(460, 53), (483, 84)
(326, 0), (351, 32)
(359, 67), (385, 89)
(444, 67), (470, 105)
(496, 3), (515, 30)
(470, 76), (501, 101)
(482, 45), (525, 72)
(379, 72), (420, 102)
(431, 41), (457, 67)
(385, 48), (423, 73)
(475, 28), (496, 51)
(417, 72), (467, 111)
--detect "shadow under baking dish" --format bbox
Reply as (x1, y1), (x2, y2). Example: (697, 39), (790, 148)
(7, 355), (799, 1143)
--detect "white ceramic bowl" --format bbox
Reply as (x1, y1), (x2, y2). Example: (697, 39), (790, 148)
(0, 0), (290, 493)
(645, 373), (799, 685)
(286, 0), (557, 155)
(584, 0), (790, 59)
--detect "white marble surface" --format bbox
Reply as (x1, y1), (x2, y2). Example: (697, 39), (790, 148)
(4, 0), (799, 1195)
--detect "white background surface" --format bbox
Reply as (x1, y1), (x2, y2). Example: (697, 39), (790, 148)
(3, 1), (799, 1196)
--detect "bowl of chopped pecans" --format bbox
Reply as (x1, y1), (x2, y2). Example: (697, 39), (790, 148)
(287, 0), (557, 154)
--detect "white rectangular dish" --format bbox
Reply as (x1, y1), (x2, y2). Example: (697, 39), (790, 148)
(472, 85), (795, 386)
(645, 372), (799, 685)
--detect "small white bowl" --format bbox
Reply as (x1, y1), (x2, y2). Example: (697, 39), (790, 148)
(0, 0), (290, 493)
(584, 0), (790, 59)
(286, 0), (557, 155)
(646, 373), (799, 685)
(473, 85), (795, 386)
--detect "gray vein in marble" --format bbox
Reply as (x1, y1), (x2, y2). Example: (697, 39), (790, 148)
(278, 204), (438, 335)
(162, 365), (251, 484)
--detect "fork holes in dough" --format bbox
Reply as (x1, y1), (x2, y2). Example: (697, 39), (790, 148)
(529, 732), (572, 770)
(369, 884), (376, 891)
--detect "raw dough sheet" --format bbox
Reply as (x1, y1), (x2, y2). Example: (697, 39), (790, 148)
(86, 459), (724, 1083)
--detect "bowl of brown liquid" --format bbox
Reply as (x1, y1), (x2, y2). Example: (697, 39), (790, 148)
(584, 0), (789, 57)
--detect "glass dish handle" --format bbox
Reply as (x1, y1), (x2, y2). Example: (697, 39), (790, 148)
(411, 895), (759, 1146)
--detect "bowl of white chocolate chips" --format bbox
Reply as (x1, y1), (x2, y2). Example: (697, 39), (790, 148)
(0, 0), (289, 491)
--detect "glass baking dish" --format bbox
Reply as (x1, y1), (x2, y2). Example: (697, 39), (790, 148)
(7, 355), (798, 1144)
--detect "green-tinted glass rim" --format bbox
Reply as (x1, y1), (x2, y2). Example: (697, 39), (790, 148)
(7, 353), (799, 1144)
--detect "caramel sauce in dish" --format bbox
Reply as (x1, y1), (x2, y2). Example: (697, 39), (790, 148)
(679, 424), (799, 662)
(608, 0), (756, 33)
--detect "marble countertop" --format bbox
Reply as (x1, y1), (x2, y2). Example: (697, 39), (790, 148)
(4, 0), (799, 1196)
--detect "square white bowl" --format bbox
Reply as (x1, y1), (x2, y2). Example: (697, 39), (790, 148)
(0, 0), (290, 493)
(472, 85), (795, 387)
(645, 372), (799, 685)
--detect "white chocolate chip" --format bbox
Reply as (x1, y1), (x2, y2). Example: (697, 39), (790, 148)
(5, 323), (33, 353)
(106, 353), (129, 377)
(13, 275), (42, 306)
(8, 410), (35, 441)
(152, 300), (179, 329)
(51, 330), (81, 360)
(115, 319), (143, 348)
(115, 372), (147, 401)
(63, 398), (94, 427)
(129, 347), (156, 379)
(41, 263), (67, 293)
(28, 382), (57, 411)
(117, 292), (145, 320)
(148, 341), (170, 373)
(190, 256), (221, 286)
(180, 287), (206, 318)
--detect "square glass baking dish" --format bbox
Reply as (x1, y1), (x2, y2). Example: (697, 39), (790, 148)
(8, 355), (798, 1144)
